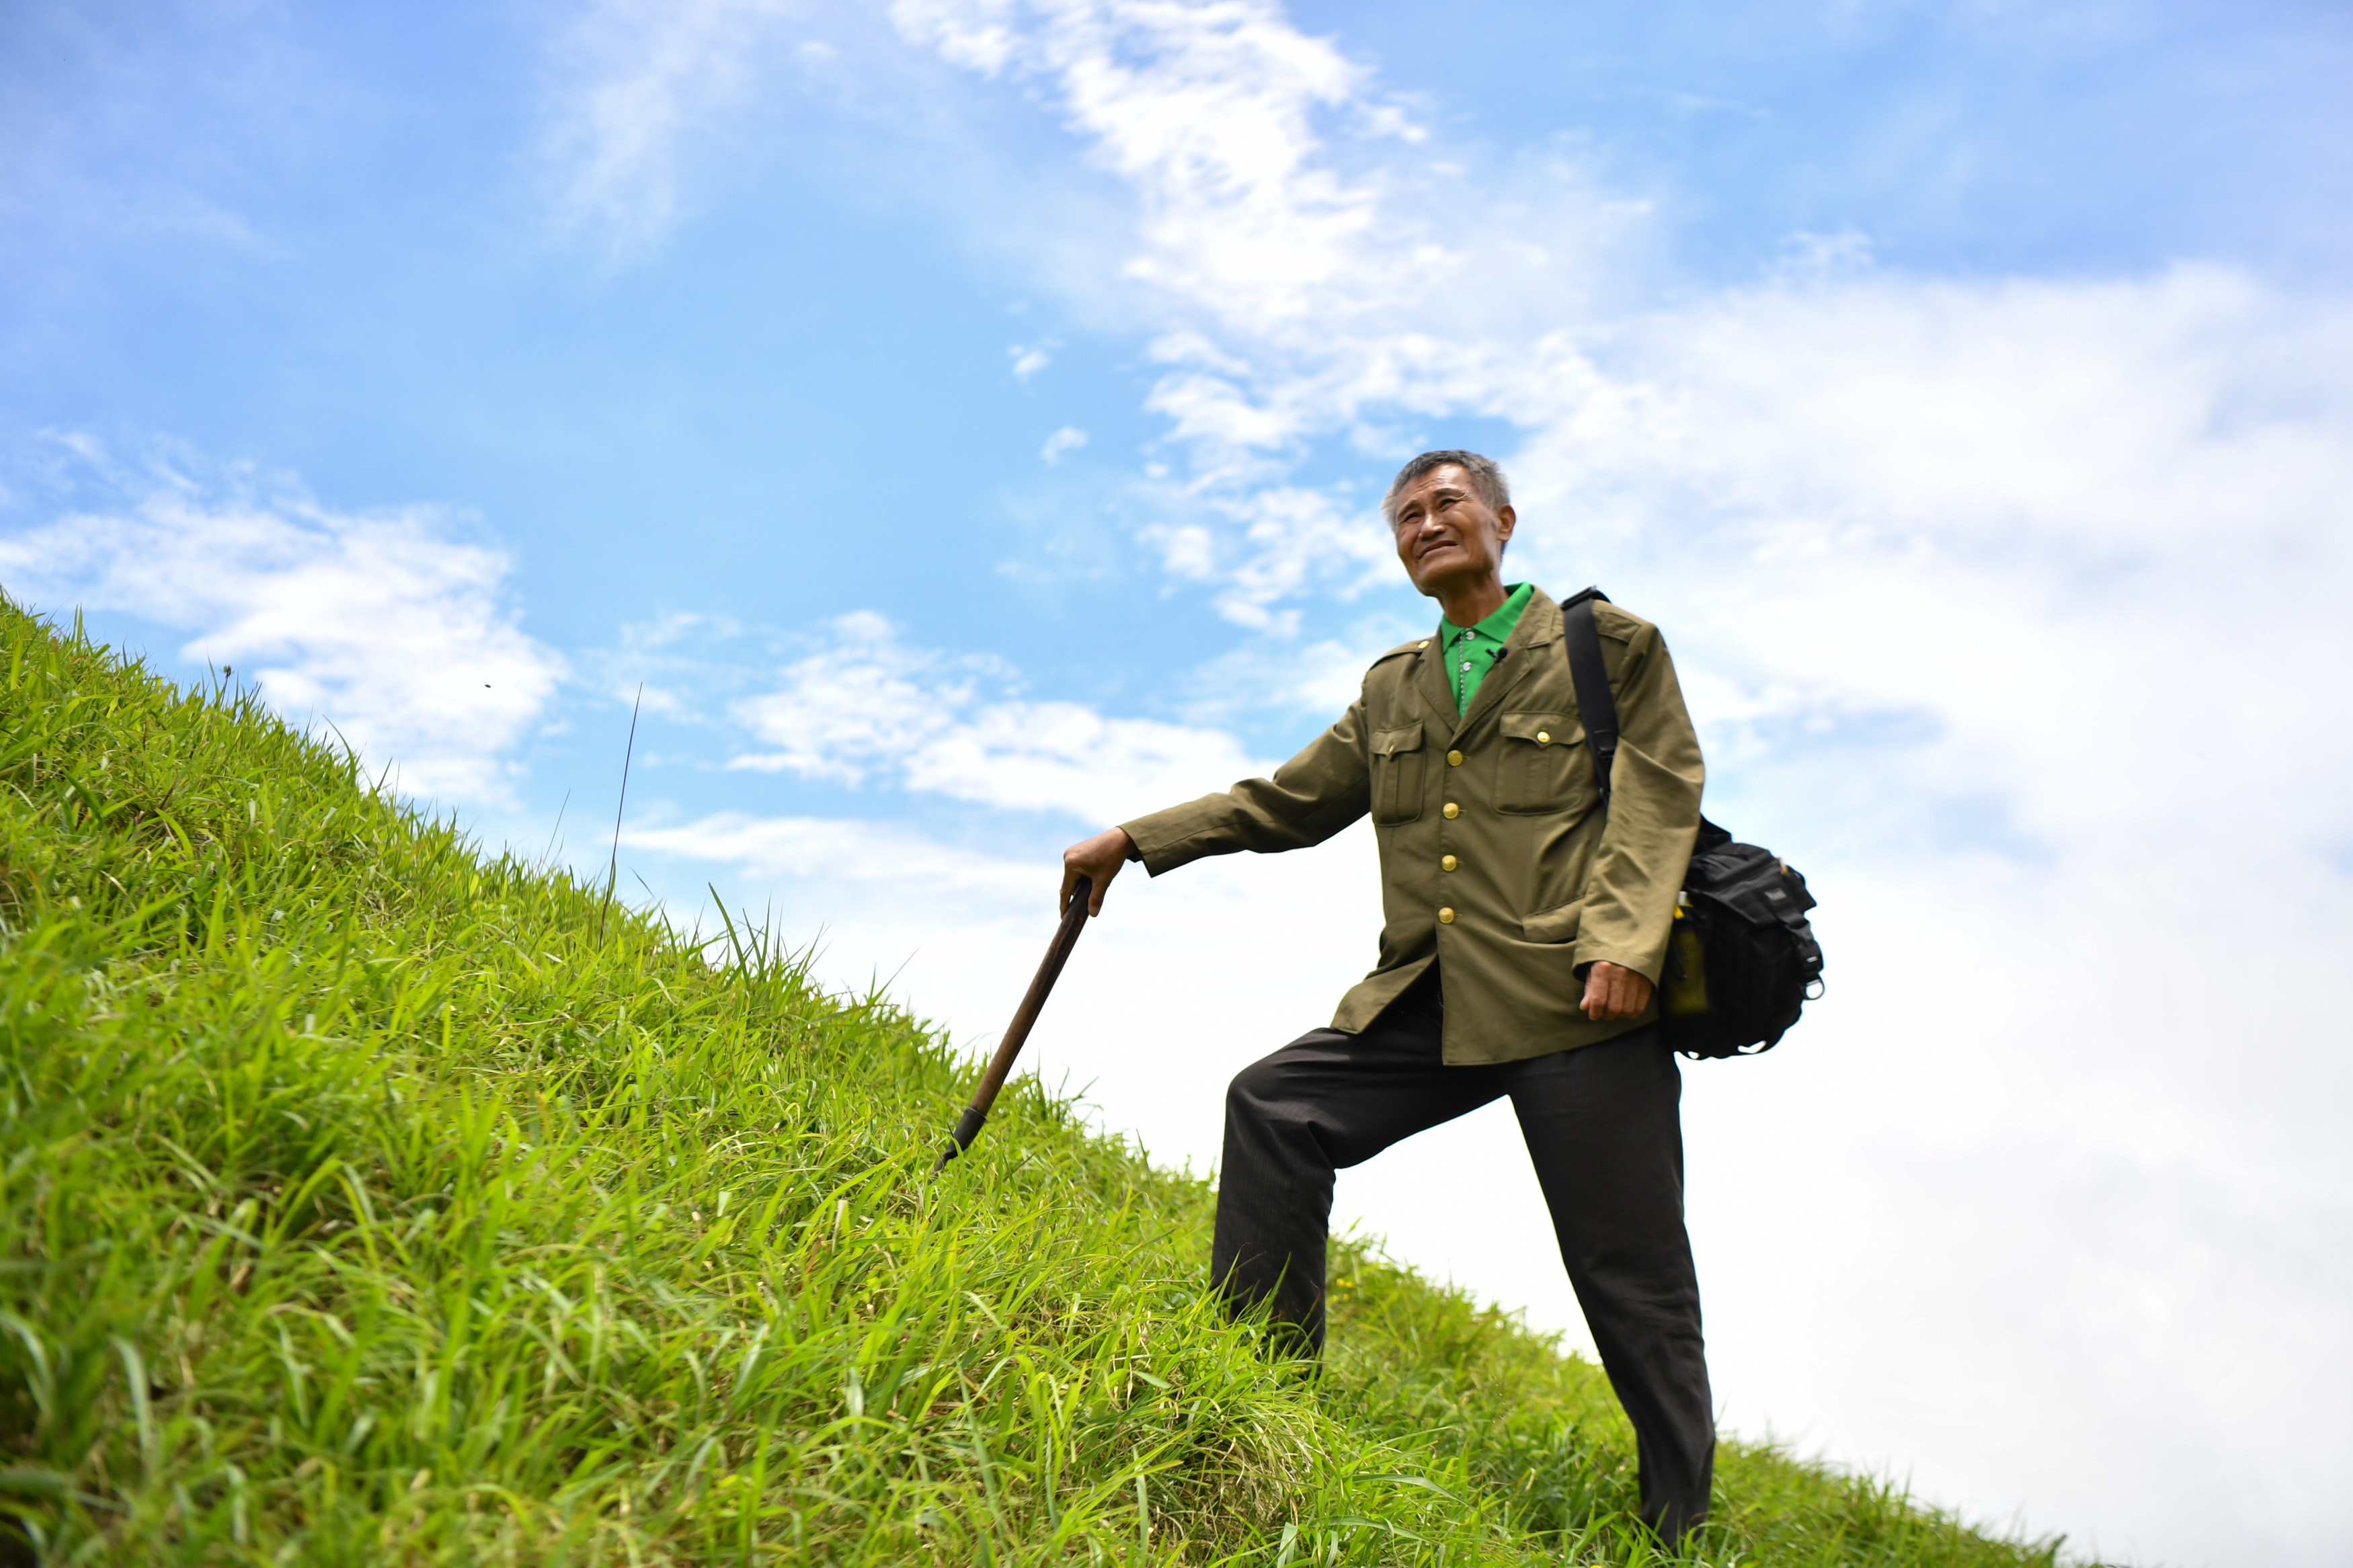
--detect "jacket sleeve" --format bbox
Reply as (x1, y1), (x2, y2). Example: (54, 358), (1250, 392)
(1119, 698), (1373, 876)
(1571, 621), (1705, 983)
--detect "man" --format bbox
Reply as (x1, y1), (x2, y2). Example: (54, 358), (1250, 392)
(1059, 450), (1712, 1541)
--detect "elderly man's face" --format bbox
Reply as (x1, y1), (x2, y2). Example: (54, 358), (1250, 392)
(1392, 464), (1515, 600)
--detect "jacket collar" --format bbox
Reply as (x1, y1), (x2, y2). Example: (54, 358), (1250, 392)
(1414, 583), (1562, 741)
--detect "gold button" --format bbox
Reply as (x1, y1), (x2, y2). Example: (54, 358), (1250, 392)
(1441, 855), (1458, 871)
(1438, 907), (1455, 924)
(1417, 639), (1429, 649)
(1536, 731), (1551, 745)
(1445, 749), (1464, 766)
(1442, 802), (1460, 819)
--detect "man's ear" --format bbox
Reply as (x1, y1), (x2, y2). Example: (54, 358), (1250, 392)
(1494, 504), (1516, 544)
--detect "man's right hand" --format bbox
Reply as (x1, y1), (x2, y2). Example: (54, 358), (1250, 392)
(1062, 827), (1135, 917)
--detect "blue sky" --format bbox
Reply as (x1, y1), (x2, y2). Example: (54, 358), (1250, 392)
(5, 2), (2352, 1563)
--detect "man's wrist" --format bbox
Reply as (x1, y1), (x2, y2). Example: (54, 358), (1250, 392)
(1572, 948), (1663, 987)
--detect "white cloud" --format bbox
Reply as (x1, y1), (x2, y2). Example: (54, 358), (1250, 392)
(879, 0), (1648, 608)
(1010, 340), (1055, 378)
(1176, 614), (1423, 725)
(586, 610), (764, 723)
(0, 448), (565, 803)
(888, 0), (1459, 387)
(541, 0), (811, 252)
(727, 612), (1267, 823)
(1523, 266), (2353, 870)
(1144, 482), (1395, 629)
(627, 811), (1037, 899)
(1039, 423), (1087, 462)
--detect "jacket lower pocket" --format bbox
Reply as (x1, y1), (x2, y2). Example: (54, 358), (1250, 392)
(1521, 899), (1583, 944)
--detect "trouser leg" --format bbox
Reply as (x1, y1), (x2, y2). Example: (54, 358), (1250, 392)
(1211, 971), (1499, 1354)
(1506, 1026), (1714, 1542)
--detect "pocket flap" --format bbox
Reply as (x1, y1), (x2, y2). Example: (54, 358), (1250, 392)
(1522, 899), (1584, 944)
(1371, 723), (1426, 757)
(1501, 712), (1579, 747)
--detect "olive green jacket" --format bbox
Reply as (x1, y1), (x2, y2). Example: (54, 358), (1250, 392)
(1119, 587), (1705, 1065)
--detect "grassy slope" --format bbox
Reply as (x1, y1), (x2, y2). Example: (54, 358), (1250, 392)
(0, 600), (2086, 1566)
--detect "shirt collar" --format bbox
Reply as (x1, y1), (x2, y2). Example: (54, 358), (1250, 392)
(1444, 581), (1532, 645)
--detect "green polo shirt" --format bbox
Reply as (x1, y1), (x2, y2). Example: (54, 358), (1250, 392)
(1441, 581), (1533, 713)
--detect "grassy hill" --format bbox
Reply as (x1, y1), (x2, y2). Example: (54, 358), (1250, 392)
(0, 597), (2087, 1565)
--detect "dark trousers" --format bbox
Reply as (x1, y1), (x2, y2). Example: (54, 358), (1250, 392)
(1211, 969), (1715, 1539)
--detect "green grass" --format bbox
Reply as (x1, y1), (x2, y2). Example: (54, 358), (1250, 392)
(0, 596), (2095, 1566)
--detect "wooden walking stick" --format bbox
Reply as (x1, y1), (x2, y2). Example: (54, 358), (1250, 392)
(932, 874), (1094, 1174)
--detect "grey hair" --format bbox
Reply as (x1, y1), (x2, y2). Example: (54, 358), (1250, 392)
(1381, 450), (1511, 528)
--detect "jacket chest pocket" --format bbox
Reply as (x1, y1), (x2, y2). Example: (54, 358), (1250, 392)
(1371, 723), (1427, 824)
(1494, 712), (1588, 815)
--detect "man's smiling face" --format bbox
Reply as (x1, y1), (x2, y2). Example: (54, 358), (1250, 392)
(1392, 463), (1515, 600)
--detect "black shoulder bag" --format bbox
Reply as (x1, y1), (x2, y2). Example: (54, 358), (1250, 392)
(1560, 587), (1825, 1058)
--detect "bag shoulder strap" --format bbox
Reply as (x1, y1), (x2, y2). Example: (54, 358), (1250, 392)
(1558, 586), (1618, 808)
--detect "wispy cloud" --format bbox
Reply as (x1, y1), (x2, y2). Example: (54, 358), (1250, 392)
(627, 810), (1037, 899)
(891, 0), (1408, 435)
(726, 611), (1266, 822)
(892, 0), (1405, 365)
(0, 443), (566, 804)
(585, 611), (765, 723)
(873, 1), (1646, 613)
(1010, 341), (1055, 379)
(541, 0), (812, 253)
(1136, 481), (1394, 629)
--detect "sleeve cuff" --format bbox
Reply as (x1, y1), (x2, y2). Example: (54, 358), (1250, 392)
(1118, 814), (1195, 877)
(1570, 942), (1666, 987)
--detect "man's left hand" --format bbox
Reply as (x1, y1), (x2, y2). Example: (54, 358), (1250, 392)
(1580, 960), (1653, 1022)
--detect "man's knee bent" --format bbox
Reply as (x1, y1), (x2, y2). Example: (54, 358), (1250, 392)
(1224, 1053), (1293, 1124)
